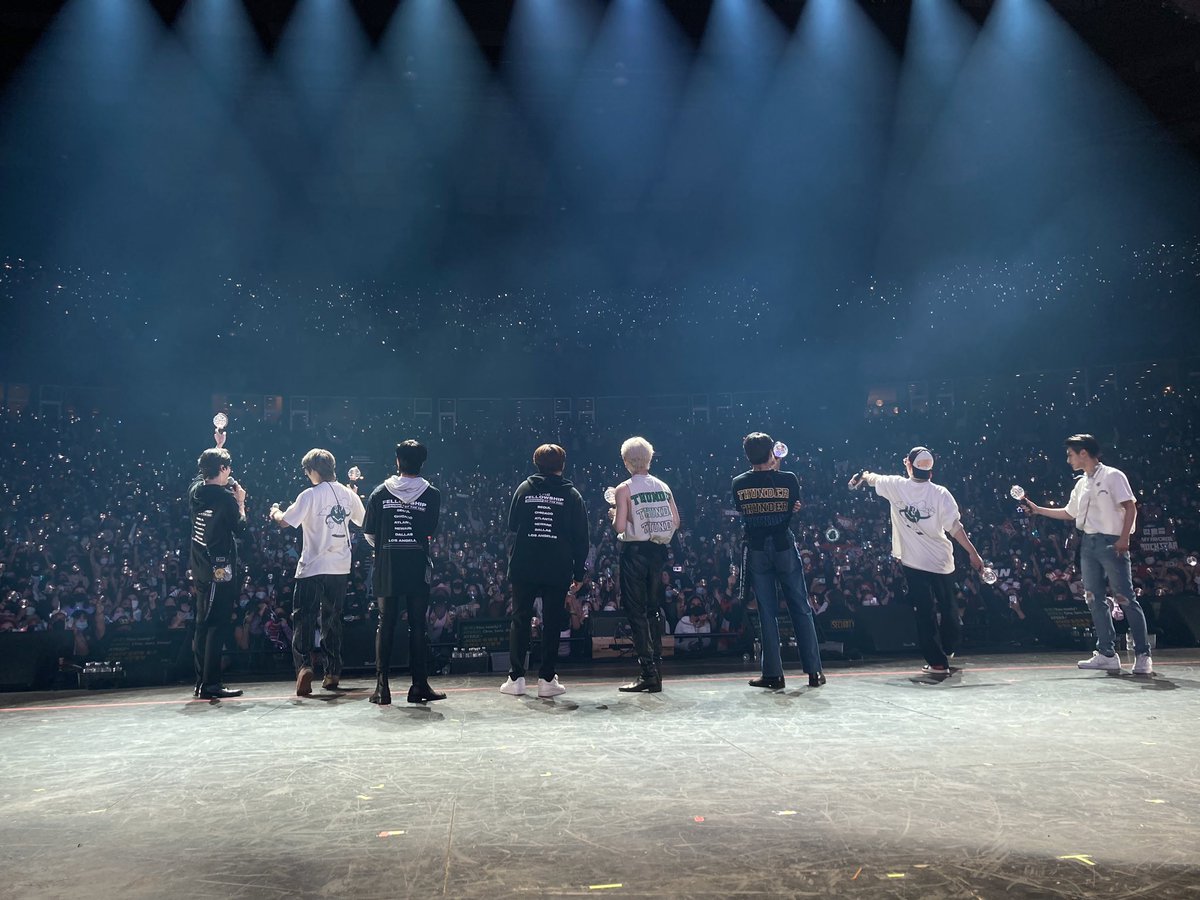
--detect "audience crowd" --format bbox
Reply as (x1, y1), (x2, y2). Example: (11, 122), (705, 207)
(3, 237), (1197, 395)
(2, 363), (1198, 676)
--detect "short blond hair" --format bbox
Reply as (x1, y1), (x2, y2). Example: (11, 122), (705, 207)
(621, 437), (654, 472)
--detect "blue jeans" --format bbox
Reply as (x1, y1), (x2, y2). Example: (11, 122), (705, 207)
(748, 542), (822, 677)
(1079, 532), (1149, 657)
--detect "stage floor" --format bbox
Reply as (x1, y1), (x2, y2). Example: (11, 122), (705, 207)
(3, 651), (1199, 899)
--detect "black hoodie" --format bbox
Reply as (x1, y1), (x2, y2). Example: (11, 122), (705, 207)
(507, 473), (589, 586)
(189, 479), (248, 580)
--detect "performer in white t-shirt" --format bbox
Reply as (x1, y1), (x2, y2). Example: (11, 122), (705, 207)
(850, 447), (983, 675)
(1021, 433), (1150, 675)
(610, 436), (679, 693)
(270, 448), (365, 696)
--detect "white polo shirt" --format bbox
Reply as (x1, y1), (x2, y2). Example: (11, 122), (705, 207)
(1064, 464), (1134, 536)
(281, 481), (366, 577)
(872, 475), (962, 575)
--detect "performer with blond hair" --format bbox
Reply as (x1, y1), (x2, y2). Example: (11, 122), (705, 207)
(610, 436), (679, 693)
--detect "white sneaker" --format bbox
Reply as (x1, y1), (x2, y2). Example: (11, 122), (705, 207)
(537, 676), (566, 698)
(500, 676), (526, 696)
(1077, 651), (1122, 672)
(1132, 654), (1154, 675)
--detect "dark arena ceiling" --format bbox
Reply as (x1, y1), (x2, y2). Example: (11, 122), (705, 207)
(1, 1), (1198, 158)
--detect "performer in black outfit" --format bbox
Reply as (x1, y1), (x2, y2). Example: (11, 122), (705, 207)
(189, 441), (248, 699)
(500, 444), (589, 699)
(362, 440), (444, 706)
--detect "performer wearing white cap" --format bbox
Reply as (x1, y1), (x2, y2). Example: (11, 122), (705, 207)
(850, 447), (983, 675)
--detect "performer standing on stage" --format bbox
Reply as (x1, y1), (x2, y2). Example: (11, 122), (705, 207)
(500, 444), (589, 699)
(189, 436), (248, 699)
(850, 447), (983, 675)
(733, 433), (824, 690)
(270, 449), (365, 696)
(1021, 434), (1152, 675)
(362, 441), (445, 706)
(610, 436), (678, 693)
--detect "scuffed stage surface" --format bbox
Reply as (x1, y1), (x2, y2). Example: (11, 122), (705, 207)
(3, 652), (1199, 899)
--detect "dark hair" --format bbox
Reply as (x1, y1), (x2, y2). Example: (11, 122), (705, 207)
(1064, 433), (1101, 459)
(907, 446), (933, 481)
(395, 440), (428, 476)
(301, 448), (336, 482)
(198, 448), (232, 480)
(533, 443), (566, 474)
(742, 432), (773, 465)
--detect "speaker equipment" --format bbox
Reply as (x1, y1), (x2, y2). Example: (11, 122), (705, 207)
(100, 630), (188, 686)
(1031, 604), (1095, 650)
(588, 612), (628, 637)
(857, 604), (919, 652)
(449, 648), (490, 674)
(456, 618), (511, 651)
(341, 619), (386, 669)
(0, 634), (58, 691)
(1156, 594), (1200, 647)
(590, 612), (634, 658)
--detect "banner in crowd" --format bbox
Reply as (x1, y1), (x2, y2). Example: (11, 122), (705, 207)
(1141, 525), (1178, 554)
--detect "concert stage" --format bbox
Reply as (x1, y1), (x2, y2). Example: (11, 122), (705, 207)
(3, 652), (1199, 899)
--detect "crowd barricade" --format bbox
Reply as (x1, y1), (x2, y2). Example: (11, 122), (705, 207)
(5, 594), (1196, 693)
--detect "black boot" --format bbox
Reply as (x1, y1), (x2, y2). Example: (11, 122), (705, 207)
(369, 675), (391, 706)
(749, 675), (785, 690)
(407, 683), (446, 704)
(619, 660), (662, 693)
(808, 671), (826, 688)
